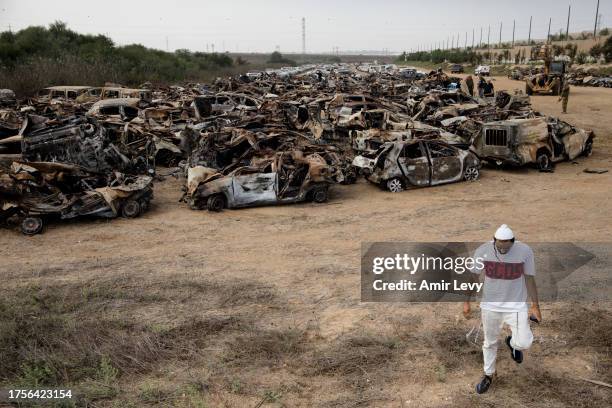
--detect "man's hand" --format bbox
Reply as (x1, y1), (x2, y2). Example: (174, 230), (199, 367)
(463, 301), (472, 319)
(529, 303), (542, 323)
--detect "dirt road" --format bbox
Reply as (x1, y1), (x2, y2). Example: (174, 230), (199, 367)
(1, 78), (610, 407)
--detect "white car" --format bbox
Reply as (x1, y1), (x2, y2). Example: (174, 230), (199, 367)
(475, 65), (491, 76)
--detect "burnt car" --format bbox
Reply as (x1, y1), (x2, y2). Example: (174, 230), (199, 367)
(0, 161), (153, 235)
(186, 151), (333, 211)
(472, 117), (595, 171)
(352, 139), (481, 192)
(449, 64), (465, 74)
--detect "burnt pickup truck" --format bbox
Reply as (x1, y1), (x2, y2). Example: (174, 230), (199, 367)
(471, 117), (594, 171)
(352, 139), (481, 192)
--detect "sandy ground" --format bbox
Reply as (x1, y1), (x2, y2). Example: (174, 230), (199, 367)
(1, 77), (611, 407)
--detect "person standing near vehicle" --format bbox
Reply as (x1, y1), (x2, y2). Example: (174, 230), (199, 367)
(463, 224), (542, 394)
(559, 81), (570, 114)
(477, 75), (487, 97)
(465, 75), (475, 96)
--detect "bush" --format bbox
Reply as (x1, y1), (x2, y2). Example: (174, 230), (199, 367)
(267, 51), (295, 65)
(0, 22), (237, 95)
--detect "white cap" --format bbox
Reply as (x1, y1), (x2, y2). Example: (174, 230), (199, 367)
(494, 224), (514, 240)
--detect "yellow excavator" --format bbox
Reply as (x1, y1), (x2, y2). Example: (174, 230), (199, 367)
(525, 44), (567, 96)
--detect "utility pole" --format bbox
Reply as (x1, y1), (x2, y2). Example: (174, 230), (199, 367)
(452, 34), (455, 49)
(480, 27), (483, 48)
(528, 16), (532, 44)
(465, 31), (468, 50)
(594, 0), (600, 37)
(499, 22), (503, 46)
(472, 28), (475, 49)
(487, 25), (491, 63)
(566, 5), (571, 41)
(166, 36), (169, 52)
(547, 18), (552, 42)
(512, 20), (515, 48)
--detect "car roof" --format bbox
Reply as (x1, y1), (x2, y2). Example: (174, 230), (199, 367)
(91, 98), (141, 108)
(44, 86), (94, 91)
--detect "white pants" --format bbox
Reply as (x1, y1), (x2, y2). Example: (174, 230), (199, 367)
(481, 309), (533, 375)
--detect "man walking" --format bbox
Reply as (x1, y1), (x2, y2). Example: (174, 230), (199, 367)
(559, 81), (570, 114)
(463, 224), (542, 394)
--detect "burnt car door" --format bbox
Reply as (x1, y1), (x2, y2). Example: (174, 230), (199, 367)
(231, 171), (278, 207)
(425, 141), (463, 185)
(398, 142), (430, 187)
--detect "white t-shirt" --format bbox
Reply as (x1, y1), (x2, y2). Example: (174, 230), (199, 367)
(470, 241), (535, 312)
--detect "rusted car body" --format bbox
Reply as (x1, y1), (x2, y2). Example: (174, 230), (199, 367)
(472, 117), (595, 170)
(0, 161), (153, 235)
(192, 92), (261, 119)
(352, 139), (481, 192)
(86, 98), (141, 120)
(186, 151), (333, 211)
(39, 86), (95, 101)
(75, 87), (152, 104)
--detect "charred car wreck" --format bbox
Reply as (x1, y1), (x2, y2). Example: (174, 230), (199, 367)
(352, 139), (480, 192)
(0, 161), (153, 235)
(185, 150), (333, 211)
(472, 117), (594, 171)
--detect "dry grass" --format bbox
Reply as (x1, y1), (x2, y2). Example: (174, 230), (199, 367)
(0, 275), (272, 405)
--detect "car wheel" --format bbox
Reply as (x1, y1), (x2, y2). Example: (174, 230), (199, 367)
(21, 217), (43, 235)
(121, 200), (141, 218)
(464, 166), (480, 181)
(189, 198), (205, 210)
(584, 139), (593, 157)
(536, 153), (551, 172)
(139, 199), (150, 213)
(207, 194), (225, 212)
(312, 187), (329, 203)
(386, 178), (404, 193)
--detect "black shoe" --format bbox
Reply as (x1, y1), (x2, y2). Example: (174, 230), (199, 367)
(476, 375), (493, 394)
(506, 336), (523, 364)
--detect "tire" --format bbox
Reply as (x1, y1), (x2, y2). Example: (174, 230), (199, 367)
(386, 177), (404, 193)
(138, 199), (150, 213)
(21, 217), (43, 235)
(189, 198), (205, 210)
(207, 194), (224, 212)
(536, 153), (551, 172)
(121, 200), (141, 218)
(464, 166), (480, 181)
(312, 187), (329, 203)
(584, 139), (593, 157)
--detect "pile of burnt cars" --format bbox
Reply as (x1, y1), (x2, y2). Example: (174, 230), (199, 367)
(0, 62), (598, 233)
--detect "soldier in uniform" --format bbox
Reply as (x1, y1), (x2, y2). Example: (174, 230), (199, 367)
(559, 81), (570, 114)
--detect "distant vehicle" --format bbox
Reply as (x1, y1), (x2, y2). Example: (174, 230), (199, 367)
(246, 71), (263, 80)
(399, 68), (418, 79)
(525, 46), (567, 96)
(187, 152), (333, 211)
(472, 117), (594, 171)
(449, 64), (464, 74)
(39, 86), (95, 100)
(352, 139), (481, 192)
(475, 65), (491, 76)
(0, 89), (16, 107)
(86, 98), (141, 120)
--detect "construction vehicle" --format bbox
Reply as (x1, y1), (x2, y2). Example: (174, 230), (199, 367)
(525, 44), (567, 96)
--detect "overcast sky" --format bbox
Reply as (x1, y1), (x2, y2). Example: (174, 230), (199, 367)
(1, 0), (609, 54)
